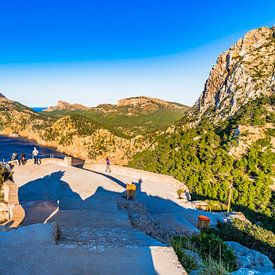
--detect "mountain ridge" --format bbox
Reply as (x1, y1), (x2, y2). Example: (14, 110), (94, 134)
(45, 96), (189, 113)
(0, 94), (188, 164)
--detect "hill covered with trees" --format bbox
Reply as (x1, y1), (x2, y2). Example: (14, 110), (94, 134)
(130, 27), (275, 231)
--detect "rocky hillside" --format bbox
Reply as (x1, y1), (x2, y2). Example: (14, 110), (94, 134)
(45, 96), (189, 137)
(0, 95), (188, 164)
(194, 26), (275, 122)
(130, 27), (275, 234)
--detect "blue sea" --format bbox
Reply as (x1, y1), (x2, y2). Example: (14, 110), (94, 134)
(0, 135), (65, 162)
(31, 107), (47, 113)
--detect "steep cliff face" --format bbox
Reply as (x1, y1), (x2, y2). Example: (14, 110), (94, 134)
(196, 26), (275, 122)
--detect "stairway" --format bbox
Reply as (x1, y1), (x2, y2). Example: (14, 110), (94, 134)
(53, 209), (163, 248)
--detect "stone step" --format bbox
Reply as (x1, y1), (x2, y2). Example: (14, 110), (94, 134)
(152, 213), (200, 236)
(59, 227), (163, 247)
(49, 210), (132, 228)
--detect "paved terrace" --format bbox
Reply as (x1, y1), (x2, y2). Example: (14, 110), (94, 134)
(0, 161), (224, 274)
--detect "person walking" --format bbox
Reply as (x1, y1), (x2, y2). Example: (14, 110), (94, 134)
(105, 157), (111, 173)
(32, 147), (39, 165)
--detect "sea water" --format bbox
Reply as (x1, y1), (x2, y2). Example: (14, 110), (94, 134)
(0, 135), (64, 162)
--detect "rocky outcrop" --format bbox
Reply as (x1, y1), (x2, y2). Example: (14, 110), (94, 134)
(196, 26), (275, 122)
(226, 241), (274, 274)
(45, 100), (90, 112)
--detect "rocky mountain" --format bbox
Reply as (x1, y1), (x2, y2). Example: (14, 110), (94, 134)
(45, 96), (189, 138)
(194, 26), (275, 122)
(130, 26), (275, 236)
(46, 96), (188, 114)
(45, 101), (90, 111)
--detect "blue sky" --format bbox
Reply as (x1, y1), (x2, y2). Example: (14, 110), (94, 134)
(0, 0), (274, 106)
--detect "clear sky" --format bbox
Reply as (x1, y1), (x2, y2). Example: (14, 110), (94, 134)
(0, 0), (274, 107)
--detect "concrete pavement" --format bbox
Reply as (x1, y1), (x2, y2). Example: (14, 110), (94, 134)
(0, 163), (187, 275)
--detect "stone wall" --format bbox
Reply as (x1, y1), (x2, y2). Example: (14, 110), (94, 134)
(84, 162), (191, 201)
(42, 157), (72, 166)
(1, 180), (25, 228)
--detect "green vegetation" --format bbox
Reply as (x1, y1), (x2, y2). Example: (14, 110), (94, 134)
(130, 95), (275, 231)
(206, 200), (227, 212)
(212, 220), (275, 263)
(45, 106), (188, 138)
(43, 114), (103, 145)
(172, 231), (237, 273)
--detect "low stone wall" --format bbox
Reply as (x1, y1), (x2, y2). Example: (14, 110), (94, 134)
(8, 157), (72, 167)
(84, 162), (191, 201)
(42, 158), (69, 166)
(0, 180), (25, 228)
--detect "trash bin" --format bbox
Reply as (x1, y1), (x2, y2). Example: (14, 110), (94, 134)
(126, 184), (136, 200)
(197, 215), (210, 230)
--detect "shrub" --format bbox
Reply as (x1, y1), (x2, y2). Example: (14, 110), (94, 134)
(207, 200), (228, 212)
(172, 232), (237, 273)
(191, 232), (236, 269)
(201, 257), (230, 275)
(171, 239), (198, 273)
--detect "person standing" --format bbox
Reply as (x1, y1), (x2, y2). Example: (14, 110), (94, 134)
(32, 147), (39, 165)
(105, 157), (111, 173)
(11, 152), (19, 165)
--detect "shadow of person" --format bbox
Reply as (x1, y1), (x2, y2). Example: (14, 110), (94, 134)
(5, 182), (164, 275)
(18, 171), (84, 224)
(90, 170), (127, 188)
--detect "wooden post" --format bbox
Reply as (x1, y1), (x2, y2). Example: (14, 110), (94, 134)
(227, 184), (233, 212)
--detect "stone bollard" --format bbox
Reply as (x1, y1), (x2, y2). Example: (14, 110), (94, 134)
(64, 156), (72, 166)
(197, 215), (210, 230)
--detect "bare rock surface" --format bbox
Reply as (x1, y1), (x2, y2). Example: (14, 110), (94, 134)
(195, 26), (275, 122)
(226, 241), (274, 274)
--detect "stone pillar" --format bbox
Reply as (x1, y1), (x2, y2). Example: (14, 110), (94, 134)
(2, 180), (25, 227)
(3, 180), (19, 219)
(64, 156), (73, 166)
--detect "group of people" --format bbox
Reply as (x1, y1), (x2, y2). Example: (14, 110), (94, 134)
(10, 147), (41, 165)
(11, 152), (27, 165)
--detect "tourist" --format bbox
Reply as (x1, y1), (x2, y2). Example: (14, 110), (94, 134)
(20, 153), (26, 165)
(32, 147), (39, 165)
(105, 157), (111, 173)
(11, 152), (17, 161)
(11, 152), (19, 165)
